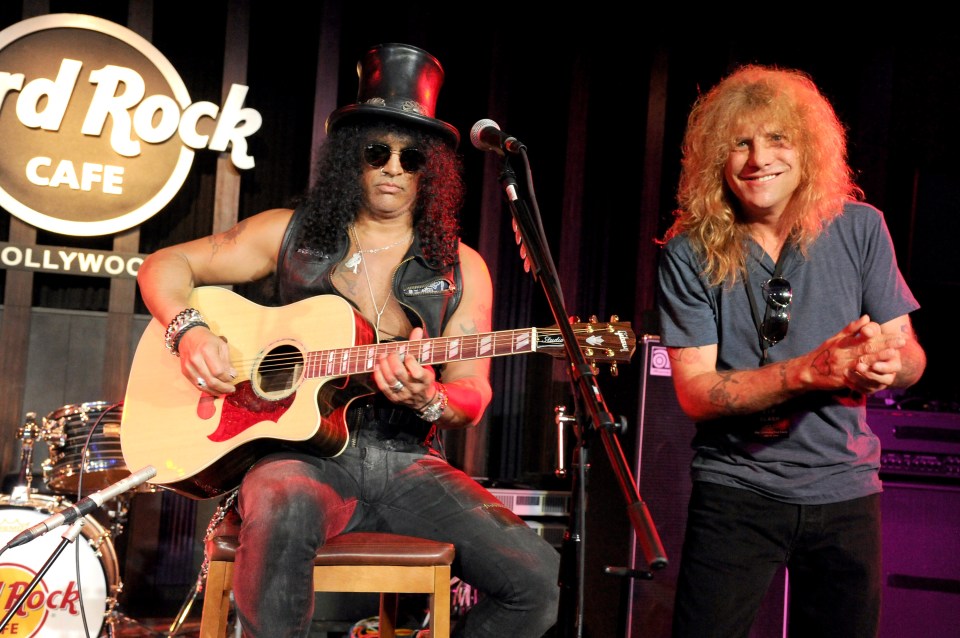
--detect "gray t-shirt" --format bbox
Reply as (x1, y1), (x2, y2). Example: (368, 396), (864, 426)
(657, 202), (919, 504)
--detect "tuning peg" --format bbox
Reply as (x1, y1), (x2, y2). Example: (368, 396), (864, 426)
(610, 362), (619, 377)
(589, 314), (599, 323)
(610, 314), (619, 323)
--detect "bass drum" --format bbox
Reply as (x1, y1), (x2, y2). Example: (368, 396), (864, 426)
(0, 493), (120, 637)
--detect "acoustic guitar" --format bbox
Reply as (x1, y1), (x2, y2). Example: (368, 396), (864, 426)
(120, 286), (636, 499)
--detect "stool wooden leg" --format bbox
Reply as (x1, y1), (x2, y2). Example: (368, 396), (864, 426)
(432, 565), (452, 638)
(200, 561), (233, 638)
(380, 592), (398, 638)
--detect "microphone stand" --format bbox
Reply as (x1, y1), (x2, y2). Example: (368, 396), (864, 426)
(496, 152), (668, 637)
(0, 519), (87, 634)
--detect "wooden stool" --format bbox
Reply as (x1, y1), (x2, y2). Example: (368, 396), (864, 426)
(200, 521), (455, 638)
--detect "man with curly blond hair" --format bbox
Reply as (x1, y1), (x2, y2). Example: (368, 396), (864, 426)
(657, 65), (926, 637)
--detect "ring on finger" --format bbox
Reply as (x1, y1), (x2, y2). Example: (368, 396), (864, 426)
(390, 380), (404, 392)
(197, 377), (206, 388)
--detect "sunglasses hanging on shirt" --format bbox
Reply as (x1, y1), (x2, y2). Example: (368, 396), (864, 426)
(745, 244), (794, 365)
(760, 276), (792, 344)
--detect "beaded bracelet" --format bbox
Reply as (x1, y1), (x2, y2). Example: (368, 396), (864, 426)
(418, 383), (448, 423)
(164, 308), (205, 356)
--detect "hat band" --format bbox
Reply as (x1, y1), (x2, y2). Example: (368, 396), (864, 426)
(364, 97), (429, 116)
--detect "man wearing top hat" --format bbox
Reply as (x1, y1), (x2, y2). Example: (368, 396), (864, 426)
(135, 43), (561, 637)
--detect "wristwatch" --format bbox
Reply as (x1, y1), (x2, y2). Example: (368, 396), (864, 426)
(418, 383), (448, 423)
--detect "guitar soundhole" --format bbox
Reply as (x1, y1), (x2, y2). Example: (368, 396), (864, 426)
(254, 342), (304, 399)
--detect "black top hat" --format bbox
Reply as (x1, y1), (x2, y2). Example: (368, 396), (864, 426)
(326, 43), (460, 147)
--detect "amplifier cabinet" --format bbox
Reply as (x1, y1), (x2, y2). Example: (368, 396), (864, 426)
(869, 407), (960, 638)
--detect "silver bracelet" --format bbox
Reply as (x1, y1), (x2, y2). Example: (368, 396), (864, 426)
(164, 308), (205, 356)
(418, 383), (448, 423)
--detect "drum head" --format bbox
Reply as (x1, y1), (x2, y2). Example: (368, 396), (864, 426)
(0, 493), (119, 637)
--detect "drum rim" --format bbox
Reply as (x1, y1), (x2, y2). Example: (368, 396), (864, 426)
(44, 400), (122, 422)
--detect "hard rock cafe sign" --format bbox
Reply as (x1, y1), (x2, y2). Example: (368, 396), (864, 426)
(0, 12), (262, 246)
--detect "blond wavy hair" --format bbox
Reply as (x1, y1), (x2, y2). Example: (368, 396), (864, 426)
(662, 65), (863, 287)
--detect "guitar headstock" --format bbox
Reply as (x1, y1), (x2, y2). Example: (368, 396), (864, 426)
(537, 315), (637, 375)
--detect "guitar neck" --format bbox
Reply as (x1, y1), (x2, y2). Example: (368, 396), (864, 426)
(306, 327), (548, 380)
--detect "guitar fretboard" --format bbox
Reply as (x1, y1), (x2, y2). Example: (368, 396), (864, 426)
(305, 328), (538, 379)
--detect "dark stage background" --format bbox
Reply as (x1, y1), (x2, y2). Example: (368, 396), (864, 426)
(1, 2), (958, 636)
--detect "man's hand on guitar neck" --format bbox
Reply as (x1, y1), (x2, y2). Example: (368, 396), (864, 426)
(372, 326), (440, 414)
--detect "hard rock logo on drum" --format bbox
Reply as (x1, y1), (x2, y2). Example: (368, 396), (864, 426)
(0, 564), (82, 636)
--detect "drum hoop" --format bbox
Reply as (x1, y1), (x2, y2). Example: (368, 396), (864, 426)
(44, 401), (122, 423)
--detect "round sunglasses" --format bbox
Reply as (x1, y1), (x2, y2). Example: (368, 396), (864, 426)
(362, 143), (426, 173)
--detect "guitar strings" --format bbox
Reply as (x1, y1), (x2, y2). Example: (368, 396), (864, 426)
(220, 326), (622, 379)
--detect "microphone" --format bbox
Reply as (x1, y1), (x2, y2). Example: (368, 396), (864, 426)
(4, 465), (157, 549)
(470, 119), (526, 155)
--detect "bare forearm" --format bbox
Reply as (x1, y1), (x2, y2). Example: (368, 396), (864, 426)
(137, 250), (199, 324)
(891, 338), (926, 389)
(436, 375), (492, 429)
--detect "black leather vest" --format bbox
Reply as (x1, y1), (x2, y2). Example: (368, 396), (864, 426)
(275, 206), (463, 339)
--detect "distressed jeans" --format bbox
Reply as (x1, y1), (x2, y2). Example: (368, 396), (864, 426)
(232, 434), (561, 637)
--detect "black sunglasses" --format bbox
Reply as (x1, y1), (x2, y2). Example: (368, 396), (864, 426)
(760, 277), (792, 345)
(362, 143), (426, 173)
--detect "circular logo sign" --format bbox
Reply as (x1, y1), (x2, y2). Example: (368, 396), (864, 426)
(0, 14), (261, 237)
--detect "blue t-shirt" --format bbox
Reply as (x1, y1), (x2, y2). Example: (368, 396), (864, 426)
(657, 202), (919, 504)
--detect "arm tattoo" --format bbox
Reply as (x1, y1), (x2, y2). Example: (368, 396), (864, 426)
(777, 361), (788, 389)
(707, 371), (743, 412)
(458, 319), (479, 335)
(668, 347), (702, 363)
(208, 224), (244, 255)
(811, 349), (832, 376)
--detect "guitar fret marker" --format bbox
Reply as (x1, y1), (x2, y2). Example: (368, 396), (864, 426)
(479, 334), (492, 356)
(515, 331), (531, 352)
(363, 346), (376, 371)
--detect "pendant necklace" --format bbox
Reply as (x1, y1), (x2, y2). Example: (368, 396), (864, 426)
(349, 225), (409, 339)
(344, 225), (411, 274)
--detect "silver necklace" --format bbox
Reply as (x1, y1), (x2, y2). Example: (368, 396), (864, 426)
(344, 226), (411, 274)
(349, 225), (409, 339)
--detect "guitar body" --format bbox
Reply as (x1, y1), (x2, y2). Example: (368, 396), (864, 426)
(120, 287), (375, 499)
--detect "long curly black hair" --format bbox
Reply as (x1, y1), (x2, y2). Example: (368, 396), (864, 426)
(294, 118), (463, 269)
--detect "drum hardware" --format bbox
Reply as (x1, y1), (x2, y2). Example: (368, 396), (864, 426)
(10, 412), (42, 504)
